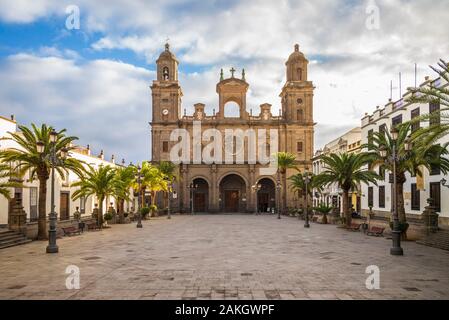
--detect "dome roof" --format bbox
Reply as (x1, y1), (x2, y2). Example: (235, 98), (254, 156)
(157, 43), (177, 61)
(287, 44), (308, 63)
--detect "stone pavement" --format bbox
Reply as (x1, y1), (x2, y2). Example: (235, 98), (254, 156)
(1, 214), (448, 300)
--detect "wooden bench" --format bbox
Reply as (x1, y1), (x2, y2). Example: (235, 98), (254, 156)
(347, 223), (361, 231)
(87, 223), (100, 231)
(367, 226), (385, 237)
(312, 216), (319, 223)
(62, 226), (81, 236)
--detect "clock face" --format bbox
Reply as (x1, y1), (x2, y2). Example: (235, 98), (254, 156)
(162, 108), (169, 116)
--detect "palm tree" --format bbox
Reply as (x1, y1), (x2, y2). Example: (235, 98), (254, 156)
(137, 162), (167, 216)
(72, 165), (116, 227)
(275, 152), (297, 213)
(0, 162), (23, 200)
(289, 170), (320, 216)
(314, 152), (379, 227)
(288, 171), (318, 199)
(157, 161), (178, 212)
(0, 124), (84, 239)
(407, 59), (449, 148)
(365, 123), (449, 225)
(113, 165), (136, 223)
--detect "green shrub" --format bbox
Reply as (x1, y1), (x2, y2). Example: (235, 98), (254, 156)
(104, 212), (113, 221)
(140, 207), (151, 217)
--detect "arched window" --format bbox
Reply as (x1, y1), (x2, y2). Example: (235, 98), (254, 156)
(224, 101), (240, 118)
(297, 68), (303, 81)
(297, 109), (303, 121)
(162, 67), (169, 80)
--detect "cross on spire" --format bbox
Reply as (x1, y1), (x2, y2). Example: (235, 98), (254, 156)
(165, 37), (170, 51)
(230, 67), (236, 78)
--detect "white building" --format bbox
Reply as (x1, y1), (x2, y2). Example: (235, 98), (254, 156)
(312, 127), (362, 213)
(360, 75), (449, 227)
(0, 115), (134, 233)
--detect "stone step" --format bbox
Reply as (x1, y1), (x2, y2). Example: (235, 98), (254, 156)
(0, 239), (32, 250)
(0, 233), (27, 242)
(417, 230), (449, 251)
(0, 229), (15, 235)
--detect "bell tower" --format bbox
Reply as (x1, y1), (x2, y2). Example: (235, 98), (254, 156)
(279, 43), (314, 166)
(280, 44), (314, 124)
(150, 42), (183, 161)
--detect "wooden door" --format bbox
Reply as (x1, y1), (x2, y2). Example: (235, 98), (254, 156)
(258, 193), (269, 213)
(225, 190), (239, 212)
(429, 182), (441, 212)
(194, 193), (206, 212)
(60, 192), (70, 220)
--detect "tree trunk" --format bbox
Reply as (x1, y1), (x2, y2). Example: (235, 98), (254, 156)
(98, 196), (104, 227)
(119, 198), (125, 223)
(37, 175), (48, 240)
(343, 189), (351, 227)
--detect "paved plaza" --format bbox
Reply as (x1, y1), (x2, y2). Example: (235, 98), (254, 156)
(1, 214), (449, 300)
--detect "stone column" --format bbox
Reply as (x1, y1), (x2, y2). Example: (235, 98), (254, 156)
(210, 164), (218, 212)
(249, 164), (256, 213)
(422, 198), (439, 234)
(181, 164), (189, 213)
(8, 202), (27, 234)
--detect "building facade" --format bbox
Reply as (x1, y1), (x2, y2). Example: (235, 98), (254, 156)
(150, 43), (315, 213)
(312, 127), (362, 212)
(360, 75), (449, 226)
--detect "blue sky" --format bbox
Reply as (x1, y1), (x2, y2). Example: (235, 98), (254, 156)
(0, 0), (448, 162)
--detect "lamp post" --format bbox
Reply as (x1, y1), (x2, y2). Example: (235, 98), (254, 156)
(303, 169), (311, 228)
(36, 130), (68, 254)
(251, 183), (262, 215)
(188, 183), (198, 214)
(276, 179), (282, 219)
(135, 164), (143, 228)
(167, 179), (172, 219)
(379, 126), (411, 256)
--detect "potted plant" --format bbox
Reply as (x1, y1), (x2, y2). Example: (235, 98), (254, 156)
(103, 212), (113, 226)
(388, 219), (410, 240)
(312, 204), (333, 224)
(140, 207), (151, 219)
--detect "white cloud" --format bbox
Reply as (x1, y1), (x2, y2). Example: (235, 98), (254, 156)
(1, 0), (448, 154)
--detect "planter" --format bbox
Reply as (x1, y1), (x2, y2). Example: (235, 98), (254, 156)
(389, 221), (409, 240)
(322, 214), (328, 224)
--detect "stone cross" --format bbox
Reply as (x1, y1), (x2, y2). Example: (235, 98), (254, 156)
(230, 67), (236, 78)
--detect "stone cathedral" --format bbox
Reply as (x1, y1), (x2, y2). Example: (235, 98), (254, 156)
(150, 43), (315, 213)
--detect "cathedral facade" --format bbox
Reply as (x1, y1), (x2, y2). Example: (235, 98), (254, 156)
(150, 43), (315, 213)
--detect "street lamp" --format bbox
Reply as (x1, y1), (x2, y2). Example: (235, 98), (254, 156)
(167, 179), (172, 219)
(276, 179), (282, 219)
(251, 183), (262, 215)
(379, 126), (411, 256)
(303, 169), (311, 228)
(188, 183), (198, 214)
(135, 164), (143, 228)
(36, 130), (68, 254)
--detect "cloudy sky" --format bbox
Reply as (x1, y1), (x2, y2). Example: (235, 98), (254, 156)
(0, 0), (448, 162)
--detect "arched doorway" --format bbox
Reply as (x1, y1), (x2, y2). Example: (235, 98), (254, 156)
(219, 174), (247, 212)
(256, 178), (276, 213)
(192, 178), (209, 213)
